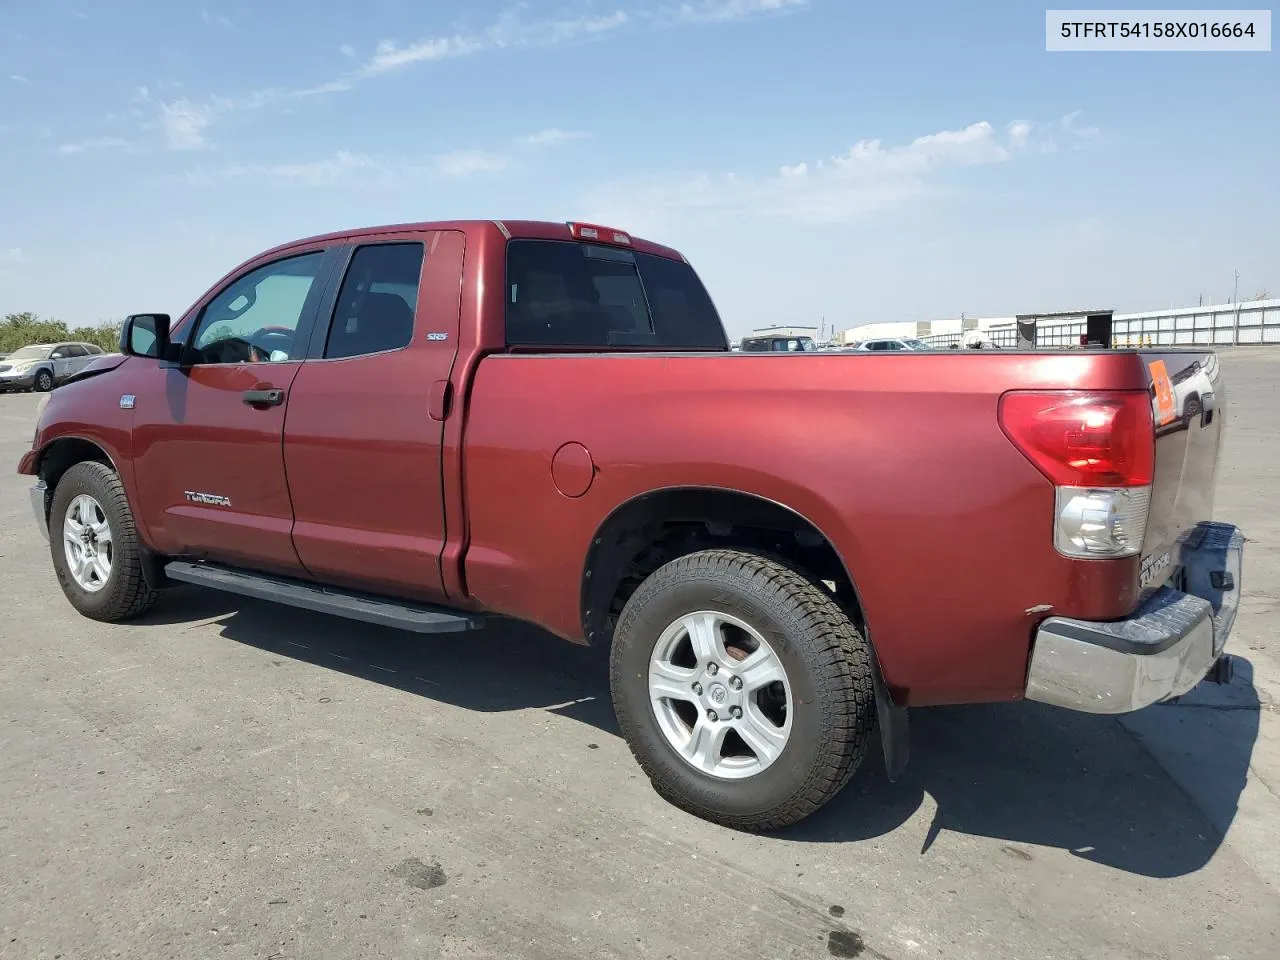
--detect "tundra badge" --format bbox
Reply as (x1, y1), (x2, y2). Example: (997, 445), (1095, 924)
(184, 491), (232, 507)
(1139, 550), (1171, 589)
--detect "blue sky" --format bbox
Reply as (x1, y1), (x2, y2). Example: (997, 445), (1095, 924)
(1, 1), (1276, 337)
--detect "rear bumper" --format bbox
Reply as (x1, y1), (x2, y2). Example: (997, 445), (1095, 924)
(1025, 521), (1244, 714)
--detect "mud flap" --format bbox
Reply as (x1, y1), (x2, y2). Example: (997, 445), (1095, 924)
(872, 656), (910, 781)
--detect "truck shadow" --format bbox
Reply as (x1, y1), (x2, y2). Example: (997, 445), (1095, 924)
(141, 587), (1262, 880)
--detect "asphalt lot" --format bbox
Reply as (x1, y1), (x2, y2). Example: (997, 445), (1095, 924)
(2, 351), (1279, 960)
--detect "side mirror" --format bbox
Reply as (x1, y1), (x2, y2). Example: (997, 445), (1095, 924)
(120, 313), (171, 359)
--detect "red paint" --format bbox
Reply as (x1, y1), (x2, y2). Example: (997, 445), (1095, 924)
(17, 219), (1185, 708)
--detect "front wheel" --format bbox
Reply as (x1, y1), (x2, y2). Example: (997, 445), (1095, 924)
(34, 369), (54, 392)
(609, 549), (877, 832)
(48, 461), (159, 622)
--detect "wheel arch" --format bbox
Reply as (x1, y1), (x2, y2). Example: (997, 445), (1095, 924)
(33, 436), (170, 589)
(35, 435), (119, 490)
(581, 485), (870, 649)
(588, 486), (912, 785)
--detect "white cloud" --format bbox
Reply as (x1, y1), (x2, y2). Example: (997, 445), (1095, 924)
(55, 136), (132, 155)
(159, 98), (218, 150)
(10, 74), (30, 83)
(1060, 109), (1101, 144)
(217, 150), (383, 187)
(138, 1), (806, 149)
(516, 127), (592, 147)
(430, 149), (510, 178)
(584, 117), (1093, 227)
(2, 248), (25, 263)
(201, 9), (234, 28)
(153, 80), (350, 150)
(361, 7), (628, 76)
(669, 0), (807, 24)
(186, 146), (512, 187)
(1007, 121), (1031, 148)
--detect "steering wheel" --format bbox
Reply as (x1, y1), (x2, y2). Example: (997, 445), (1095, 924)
(247, 325), (295, 363)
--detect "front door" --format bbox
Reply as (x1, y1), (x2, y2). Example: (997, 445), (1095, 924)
(130, 246), (338, 575)
(283, 231), (463, 602)
(48, 345), (78, 384)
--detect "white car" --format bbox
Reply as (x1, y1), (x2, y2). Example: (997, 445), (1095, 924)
(851, 337), (932, 352)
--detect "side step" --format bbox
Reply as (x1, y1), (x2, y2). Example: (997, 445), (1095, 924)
(163, 561), (484, 634)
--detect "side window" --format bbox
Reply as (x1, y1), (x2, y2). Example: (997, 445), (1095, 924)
(50, 346), (70, 359)
(189, 251), (325, 365)
(64, 345), (87, 357)
(324, 242), (424, 360)
(85, 344), (104, 354)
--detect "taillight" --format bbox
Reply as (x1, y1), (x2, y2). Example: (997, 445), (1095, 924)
(999, 390), (1154, 558)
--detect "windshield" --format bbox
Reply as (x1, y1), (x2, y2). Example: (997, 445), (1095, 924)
(903, 339), (930, 350)
(505, 240), (727, 349)
(8, 345), (52, 361)
(795, 337), (817, 351)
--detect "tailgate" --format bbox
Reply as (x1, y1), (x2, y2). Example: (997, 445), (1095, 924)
(1137, 350), (1225, 593)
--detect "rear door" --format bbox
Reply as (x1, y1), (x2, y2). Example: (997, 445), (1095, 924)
(68, 344), (96, 375)
(130, 245), (339, 573)
(283, 230), (464, 602)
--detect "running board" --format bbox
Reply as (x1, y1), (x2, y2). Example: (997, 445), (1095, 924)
(163, 561), (484, 634)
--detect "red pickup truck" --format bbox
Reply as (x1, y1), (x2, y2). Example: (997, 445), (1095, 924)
(19, 219), (1243, 831)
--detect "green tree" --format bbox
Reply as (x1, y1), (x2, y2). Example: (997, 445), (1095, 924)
(0, 312), (121, 354)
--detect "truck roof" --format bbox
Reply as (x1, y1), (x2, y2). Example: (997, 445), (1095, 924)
(257, 219), (687, 264)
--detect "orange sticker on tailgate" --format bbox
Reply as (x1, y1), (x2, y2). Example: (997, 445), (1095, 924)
(1149, 359), (1176, 426)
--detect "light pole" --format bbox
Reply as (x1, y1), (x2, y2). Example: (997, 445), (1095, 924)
(1232, 269), (1241, 346)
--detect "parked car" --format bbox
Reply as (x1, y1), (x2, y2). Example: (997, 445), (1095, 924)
(738, 334), (819, 352)
(851, 337), (932, 351)
(0, 341), (107, 393)
(18, 218), (1243, 832)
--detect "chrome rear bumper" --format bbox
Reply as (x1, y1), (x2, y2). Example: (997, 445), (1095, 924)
(1025, 521), (1243, 714)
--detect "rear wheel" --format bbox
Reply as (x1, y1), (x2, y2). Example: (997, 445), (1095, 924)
(609, 549), (877, 831)
(34, 369), (54, 392)
(48, 461), (158, 622)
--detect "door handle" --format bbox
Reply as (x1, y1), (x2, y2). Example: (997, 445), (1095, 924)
(243, 388), (285, 407)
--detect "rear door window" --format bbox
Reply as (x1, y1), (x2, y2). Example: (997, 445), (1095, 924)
(324, 242), (425, 360)
(505, 240), (726, 349)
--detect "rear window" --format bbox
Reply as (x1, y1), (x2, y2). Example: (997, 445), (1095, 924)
(505, 240), (727, 349)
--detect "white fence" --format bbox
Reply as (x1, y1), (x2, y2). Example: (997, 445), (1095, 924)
(920, 299), (1280, 349)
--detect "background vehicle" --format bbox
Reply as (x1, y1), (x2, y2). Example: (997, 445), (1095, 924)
(17, 219), (1242, 833)
(738, 334), (819, 352)
(851, 337), (932, 351)
(0, 341), (106, 392)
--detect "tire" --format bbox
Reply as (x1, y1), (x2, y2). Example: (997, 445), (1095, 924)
(609, 549), (877, 832)
(48, 461), (159, 622)
(34, 368), (54, 392)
